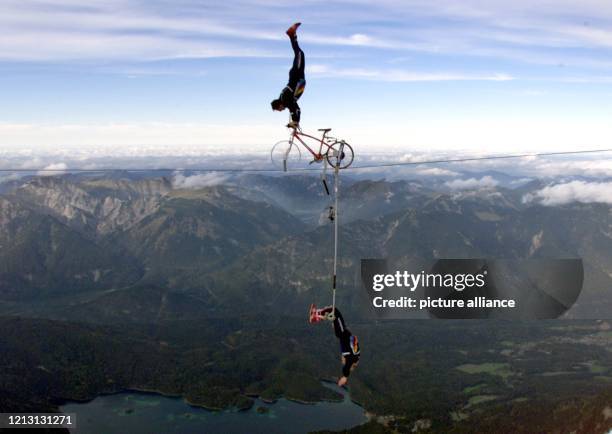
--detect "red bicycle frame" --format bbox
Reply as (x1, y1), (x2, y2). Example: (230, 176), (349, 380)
(290, 128), (334, 161)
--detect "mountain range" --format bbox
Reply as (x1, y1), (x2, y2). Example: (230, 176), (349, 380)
(0, 172), (611, 322)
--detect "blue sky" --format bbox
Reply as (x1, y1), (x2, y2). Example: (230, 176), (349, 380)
(1, 0), (612, 154)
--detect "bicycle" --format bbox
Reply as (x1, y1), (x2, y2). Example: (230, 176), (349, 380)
(271, 124), (355, 171)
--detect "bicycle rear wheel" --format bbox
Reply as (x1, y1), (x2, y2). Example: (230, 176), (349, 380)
(325, 140), (354, 169)
(271, 140), (301, 171)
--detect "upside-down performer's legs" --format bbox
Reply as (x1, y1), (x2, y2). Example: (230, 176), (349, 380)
(288, 30), (306, 99)
(270, 22), (305, 125)
(309, 305), (360, 386)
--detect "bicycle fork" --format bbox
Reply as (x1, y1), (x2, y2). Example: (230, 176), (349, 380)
(322, 140), (346, 194)
(283, 136), (294, 172)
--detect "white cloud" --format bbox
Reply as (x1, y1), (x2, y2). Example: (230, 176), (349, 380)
(307, 64), (513, 82)
(3, 119), (612, 164)
(37, 163), (68, 176)
(523, 181), (612, 206)
(0, 122), (279, 149)
(445, 176), (499, 190)
(173, 171), (230, 189)
(0, 1), (286, 61)
(414, 167), (459, 177)
(510, 177), (533, 185)
(348, 33), (372, 44)
(2, 0), (612, 69)
(0, 31), (280, 62)
(525, 159), (612, 178)
(330, 116), (612, 152)
(0, 173), (22, 183)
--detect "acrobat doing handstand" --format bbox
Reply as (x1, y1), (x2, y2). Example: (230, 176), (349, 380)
(270, 22), (305, 128)
(309, 305), (360, 386)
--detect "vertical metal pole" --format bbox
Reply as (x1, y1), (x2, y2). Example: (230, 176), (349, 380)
(332, 144), (342, 316)
(321, 159), (329, 195)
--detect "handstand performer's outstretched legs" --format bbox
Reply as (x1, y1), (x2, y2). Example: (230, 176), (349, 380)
(270, 22), (306, 125)
(288, 29), (305, 98)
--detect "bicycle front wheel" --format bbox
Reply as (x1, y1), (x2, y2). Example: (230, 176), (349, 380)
(325, 140), (354, 169)
(271, 140), (301, 171)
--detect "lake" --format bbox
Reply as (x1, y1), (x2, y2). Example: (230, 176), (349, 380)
(61, 383), (367, 434)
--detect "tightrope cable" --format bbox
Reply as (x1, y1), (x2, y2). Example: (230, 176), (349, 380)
(1, 148), (611, 174)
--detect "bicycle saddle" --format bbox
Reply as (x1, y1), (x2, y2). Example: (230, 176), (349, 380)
(318, 128), (332, 132)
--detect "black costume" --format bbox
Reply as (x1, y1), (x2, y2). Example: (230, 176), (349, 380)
(278, 36), (306, 123)
(320, 307), (360, 377)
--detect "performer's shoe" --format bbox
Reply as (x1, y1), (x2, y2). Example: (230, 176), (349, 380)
(286, 22), (301, 38)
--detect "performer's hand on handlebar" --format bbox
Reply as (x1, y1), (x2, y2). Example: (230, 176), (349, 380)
(286, 121), (300, 130)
